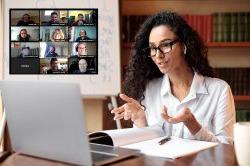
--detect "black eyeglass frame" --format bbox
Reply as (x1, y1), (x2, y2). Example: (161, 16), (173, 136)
(143, 39), (179, 58)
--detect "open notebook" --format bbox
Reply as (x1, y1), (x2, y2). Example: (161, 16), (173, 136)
(89, 126), (218, 159)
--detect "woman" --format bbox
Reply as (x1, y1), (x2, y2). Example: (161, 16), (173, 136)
(46, 45), (58, 57)
(111, 11), (235, 144)
(76, 29), (91, 42)
(51, 28), (65, 41)
(18, 29), (31, 42)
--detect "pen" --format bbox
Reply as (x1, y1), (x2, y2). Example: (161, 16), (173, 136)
(158, 137), (171, 145)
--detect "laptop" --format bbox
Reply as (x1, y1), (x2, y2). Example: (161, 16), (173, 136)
(0, 80), (139, 165)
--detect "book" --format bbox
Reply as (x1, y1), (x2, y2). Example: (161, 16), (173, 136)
(212, 13), (219, 42)
(89, 126), (164, 147)
(89, 126), (218, 159)
(231, 12), (238, 42)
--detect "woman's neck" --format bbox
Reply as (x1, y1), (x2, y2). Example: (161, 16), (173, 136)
(169, 68), (193, 86)
(167, 67), (194, 101)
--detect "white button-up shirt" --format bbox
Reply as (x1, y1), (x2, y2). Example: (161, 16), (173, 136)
(142, 72), (235, 144)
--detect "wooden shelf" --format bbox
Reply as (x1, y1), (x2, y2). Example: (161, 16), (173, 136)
(122, 42), (250, 48)
(234, 96), (250, 102)
(207, 42), (250, 47)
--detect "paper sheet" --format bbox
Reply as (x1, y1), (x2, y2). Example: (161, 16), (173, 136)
(122, 136), (218, 159)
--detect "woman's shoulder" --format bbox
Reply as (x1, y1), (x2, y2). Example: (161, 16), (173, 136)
(204, 76), (230, 90)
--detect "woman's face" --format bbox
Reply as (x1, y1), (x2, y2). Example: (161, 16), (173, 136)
(53, 30), (61, 39)
(20, 30), (27, 38)
(49, 46), (55, 52)
(149, 25), (185, 74)
(79, 30), (86, 37)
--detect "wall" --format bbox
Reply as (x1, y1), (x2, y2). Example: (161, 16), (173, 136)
(121, 0), (250, 15)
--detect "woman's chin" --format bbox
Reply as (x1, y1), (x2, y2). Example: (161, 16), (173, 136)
(159, 67), (170, 74)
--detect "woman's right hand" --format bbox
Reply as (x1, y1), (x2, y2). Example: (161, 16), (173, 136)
(111, 94), (147, 127)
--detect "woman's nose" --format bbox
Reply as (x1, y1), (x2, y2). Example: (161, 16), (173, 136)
(155, 49), (164, 58)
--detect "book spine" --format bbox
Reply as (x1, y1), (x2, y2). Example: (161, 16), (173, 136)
(218, 13), (223, 42)
(212, 13), (218, 42)
(231, 12), (238, 42)
(207, 15), (212, 43)
(225, 13), (231, 42)
(237, 12), (245, 42)
(246, 68), (250, 95)
(197, 15), (202, 41)
(246, 12), (250, 41)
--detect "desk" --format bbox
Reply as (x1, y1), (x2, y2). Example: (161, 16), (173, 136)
(0, 144), (238, 166)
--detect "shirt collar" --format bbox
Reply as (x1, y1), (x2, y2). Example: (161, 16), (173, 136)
(160, 72), (208, 97)
(160, 74), (171, 97)
(189, 72), (208, 95)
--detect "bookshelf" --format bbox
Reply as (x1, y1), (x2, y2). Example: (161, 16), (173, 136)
(120, 0), (250, 110)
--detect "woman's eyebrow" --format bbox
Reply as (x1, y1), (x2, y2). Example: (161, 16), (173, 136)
(149, 38), (173, 46)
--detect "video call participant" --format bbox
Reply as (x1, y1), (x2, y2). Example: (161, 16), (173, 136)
(75, 29), (91, 42)
(74, 42), (88, 57)
(68, 59), (79, 74)
(72, 13), (87, 26)
(16, 14), (35, 26)
(51, 28), (65, 41)
(61, 17), (67, 24)
(73, 59), (89, 74)
(18, 46), (30, 58)
(111, 11), (235, 144)
(47, 58), (59, 74)
(46, 12), (60, 25)
(46, 45), (58, 57)
(18, 29), (31, 42)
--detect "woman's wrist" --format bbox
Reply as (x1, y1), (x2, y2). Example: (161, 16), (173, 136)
(133, 109), (147, 127)
(184, 113), (201, 135)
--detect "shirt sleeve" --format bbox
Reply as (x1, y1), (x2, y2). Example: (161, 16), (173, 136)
(194, 84), (235, 144)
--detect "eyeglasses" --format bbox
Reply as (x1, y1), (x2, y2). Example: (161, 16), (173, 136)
(143, 39), (179, 58)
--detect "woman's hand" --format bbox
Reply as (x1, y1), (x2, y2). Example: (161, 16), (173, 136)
(161, 106), (201, 135)
(111, 94), (147, 127)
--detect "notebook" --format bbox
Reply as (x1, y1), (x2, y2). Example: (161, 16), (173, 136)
(0, 80), (138, 165)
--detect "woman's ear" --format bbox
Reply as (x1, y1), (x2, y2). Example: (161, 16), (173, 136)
(184, 45), (187, 55)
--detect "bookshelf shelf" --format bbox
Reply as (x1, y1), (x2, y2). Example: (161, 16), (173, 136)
(234, 96), (250, 101)
(207, 42), (250, 48)
(122, 42), (250, 48)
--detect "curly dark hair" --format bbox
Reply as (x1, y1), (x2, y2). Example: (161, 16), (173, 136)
(124, 11), (215, 106)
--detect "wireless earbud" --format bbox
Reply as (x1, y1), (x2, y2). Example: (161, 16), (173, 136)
(184, 45), (187, 55)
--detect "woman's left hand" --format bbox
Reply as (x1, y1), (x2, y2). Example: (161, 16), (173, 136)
(161, 106), (202, 135)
